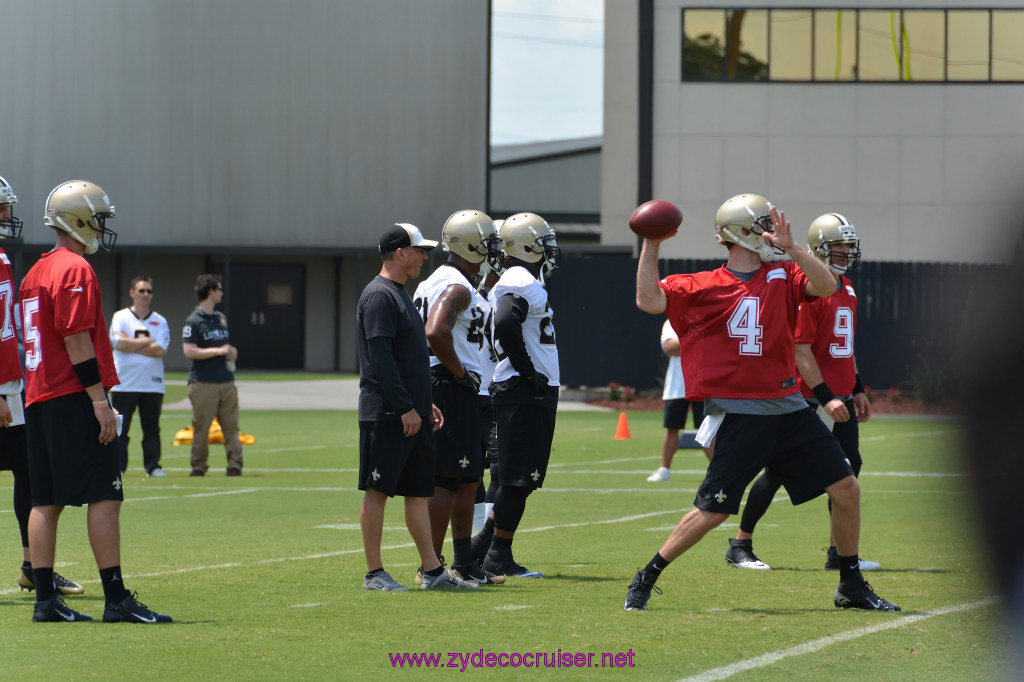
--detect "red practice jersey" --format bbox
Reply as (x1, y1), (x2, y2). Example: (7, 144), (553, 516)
(796, 275), (857, 397)
(19, 248), (119, 405)
(661, 262), (813, 400)
(0, 249), (24, 384)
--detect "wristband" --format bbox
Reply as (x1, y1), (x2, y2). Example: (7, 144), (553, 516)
(852, 374), (865, 396)
(811, 382), (837, 406)
(92, 399), (109, 409)
(72, 358), (102, 388)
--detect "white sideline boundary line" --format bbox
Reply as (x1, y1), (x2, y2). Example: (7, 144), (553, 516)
(677, 597), (998, 682)
(0, 507), (693, 596)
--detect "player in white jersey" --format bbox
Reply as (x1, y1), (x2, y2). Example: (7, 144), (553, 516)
(471, 251), (504, 535)
(473, 212), (561, 580)
(412, 210), (503, 585)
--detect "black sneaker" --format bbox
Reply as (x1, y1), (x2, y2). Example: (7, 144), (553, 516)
(470, 535), (489, 566)
(33, 595), (92, 622)
(482, 557), (543, 579)
(103, 592), (173, 623)
(623, 569), (661, 611)
(834, 579), (901, 611)
(725, 538), (771, 570)
(452, 561), (505, 585)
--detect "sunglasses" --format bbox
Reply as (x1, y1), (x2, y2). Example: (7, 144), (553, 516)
(136, 289), (153, 294)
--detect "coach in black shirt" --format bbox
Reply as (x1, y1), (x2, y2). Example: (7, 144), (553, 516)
(182, 274), (242, 477)
(355, 223), (475, 591)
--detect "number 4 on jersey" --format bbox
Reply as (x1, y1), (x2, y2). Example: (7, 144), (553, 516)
(728, 296), (762, 356)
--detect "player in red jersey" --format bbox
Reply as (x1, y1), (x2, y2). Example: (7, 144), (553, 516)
(20, 180), (170, 623)
(624, 194), (899, 612)
(727, 213), (881, 571)
(0, 176), (86, 597)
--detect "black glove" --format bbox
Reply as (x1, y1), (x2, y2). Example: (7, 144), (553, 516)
(454, 369), (482, 393)
(524, 372), (549, 398)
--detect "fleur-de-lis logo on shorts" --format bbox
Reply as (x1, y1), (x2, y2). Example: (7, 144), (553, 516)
(531, 470), (540, 482)
(459, 457), (469, 469)
(113, 478), (122, 492)
(372, 469), (381, 481)
(714, 489), (727, 504)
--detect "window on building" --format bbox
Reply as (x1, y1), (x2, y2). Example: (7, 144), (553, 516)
(992, 10), (1024, 81)
(947, 10), (989, 80)
(769, 10), (812, 80)
(681, 7), (1022, 83)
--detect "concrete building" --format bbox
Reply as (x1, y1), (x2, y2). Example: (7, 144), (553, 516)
(601, 1), (1024, 264)
(1, 0), (489, 372)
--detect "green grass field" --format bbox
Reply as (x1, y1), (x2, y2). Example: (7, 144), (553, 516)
(0, 409), (1008, 680)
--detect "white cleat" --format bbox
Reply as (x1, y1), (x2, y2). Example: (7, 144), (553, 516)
(646, 467), (670, 482)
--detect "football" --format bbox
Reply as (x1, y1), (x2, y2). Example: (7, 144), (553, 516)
(628, 200), (683, 239)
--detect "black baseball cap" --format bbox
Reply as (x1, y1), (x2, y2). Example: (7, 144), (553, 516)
(378, 223), (438, 254)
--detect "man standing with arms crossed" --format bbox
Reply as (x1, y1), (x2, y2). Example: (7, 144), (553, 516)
(109, 276), (170, 477)
(0, 176), (84, 597)
(727, 213), (880, 571)
(20, 179), (170, 622)
(414, 210), (503, 585)
(182, 274), (242, 476)
(623, 194), (898, 612)
(357, 223), (475, 591)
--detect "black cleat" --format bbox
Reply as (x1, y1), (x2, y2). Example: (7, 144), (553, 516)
(725, 539), (771, 570)
(452, 561), (505, 585)
(834, 580), (901, 611)
(103, 592), (173, 623)
(624, 569), (661, 611)
(19, 566), (85, 595)
(33, 595), (92, 622)
(482, 557), (543, 579)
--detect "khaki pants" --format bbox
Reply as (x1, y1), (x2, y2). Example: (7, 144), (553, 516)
(188, 381), (243, 474)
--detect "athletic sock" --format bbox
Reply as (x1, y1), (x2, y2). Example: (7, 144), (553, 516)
(424, 565), (445, 578)
(487, 535), (513, 562)
(365, 568), (384, 580)
(643, 553), (670, 581)
(472, 517), (495, 555)
(33, 567), (55, 601)
(99, 565), (130, 604)
(21, 560), (31, 574)
(838, 554), (863, 583)
(452, 537), (473, 566)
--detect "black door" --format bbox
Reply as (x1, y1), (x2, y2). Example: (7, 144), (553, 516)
(226, 264), (305, 370)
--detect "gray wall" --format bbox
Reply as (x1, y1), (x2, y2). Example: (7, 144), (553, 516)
(490, 151), (601, 215)
(3, 0), (488, 250)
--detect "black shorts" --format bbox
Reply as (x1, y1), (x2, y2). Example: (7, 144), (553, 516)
(358, 418), (435, 497)
(431, 366), (482, 480)
(478, 394), (499, 476)
(25, 392), (124, 507)
(0, 423), (27, 471)
(807, 398), (862, 476)
(694, 408), (854, 515)
(663, 398), (705, 430)
(491, 376), (557, 490)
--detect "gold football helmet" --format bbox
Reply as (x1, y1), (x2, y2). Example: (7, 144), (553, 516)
(808, 213), (861, 274)
(714, 193), (780, 262)
(0, 176), (23, 239)
(44, 180), (116, 254)
(441, 209), (503, 268)
(499, 212), (560, 270)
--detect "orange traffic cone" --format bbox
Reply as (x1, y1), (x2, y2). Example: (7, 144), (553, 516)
(615, 412), (631, 440)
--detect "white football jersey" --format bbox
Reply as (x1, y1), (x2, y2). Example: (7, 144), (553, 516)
(661, 319), (686, 401)
(109, 308), (170, 394)
(413, 264), (486, 373)
(491, 266), (559, 385)
(476, 292), (497, 395)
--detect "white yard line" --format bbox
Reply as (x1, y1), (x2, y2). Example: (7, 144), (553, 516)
(676, 597), (998, 682)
